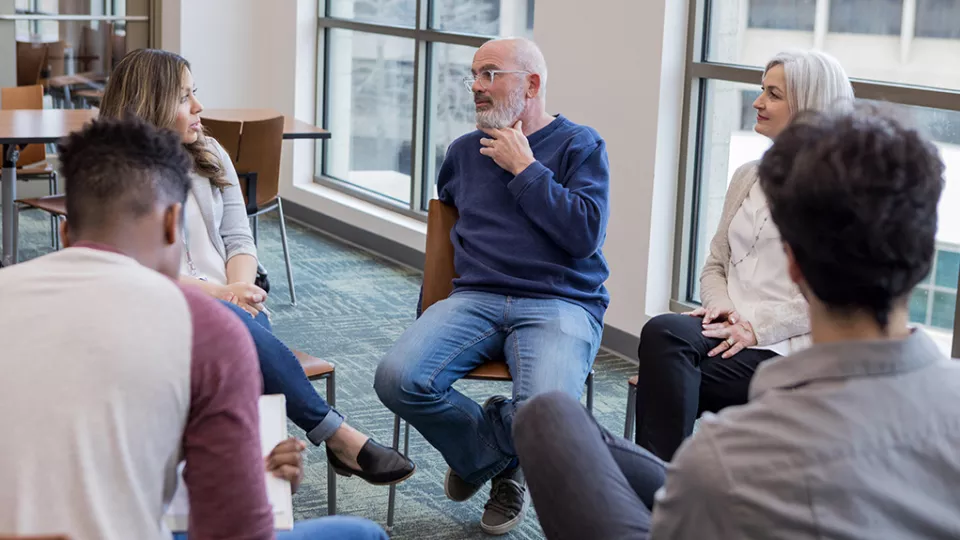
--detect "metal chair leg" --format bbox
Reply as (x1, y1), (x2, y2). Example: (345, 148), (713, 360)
(11, 202), (19, 264)
(586, 370), (595, 414)
(251, 215), (259, 245)
(386, 414), (401, 533)
(276, 199), (297, 305)
(47, 173), (57, 247)
(326, 372), (337, 516)
(624, 384), (638, 440)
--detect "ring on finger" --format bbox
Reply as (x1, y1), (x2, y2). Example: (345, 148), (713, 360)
(726, 337), (735, 346)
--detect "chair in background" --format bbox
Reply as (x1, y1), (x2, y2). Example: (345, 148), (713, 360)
(9, 195), (66, 262)
(385, 199), (596, 533)
(1, 85), (61, 246)
(294, 349), (338, 516)
(203, 116), (297, 304)
(16, 42), (48, 87)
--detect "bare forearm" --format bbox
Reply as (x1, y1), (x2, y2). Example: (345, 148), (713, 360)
(179, 275), (223, 297)
(226, 254), (258, 285)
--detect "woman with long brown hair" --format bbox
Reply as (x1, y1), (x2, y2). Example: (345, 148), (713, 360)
(99, 49), (414, 494)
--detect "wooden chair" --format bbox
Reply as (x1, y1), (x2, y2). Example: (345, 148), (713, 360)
(2, 85), (61, 247)
(293, 349), (339, 516)
(385, 199), (596, 532)
(203, 116), (297, 304)
(16, 41), (48, 87)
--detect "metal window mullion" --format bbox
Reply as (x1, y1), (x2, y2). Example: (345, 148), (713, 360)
(408, 0), (429, 211)
(690, 62), (960, 112)
(317, 17), (487, 48)
(672, 0), (706, 303)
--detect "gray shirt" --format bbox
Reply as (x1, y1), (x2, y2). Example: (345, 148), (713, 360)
(651, 330), (960, 539)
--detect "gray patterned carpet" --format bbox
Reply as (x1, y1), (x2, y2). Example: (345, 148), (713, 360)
(13, 203), (639, 539)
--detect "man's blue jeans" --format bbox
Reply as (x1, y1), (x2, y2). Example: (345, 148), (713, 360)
(219, 301), (344, 445)
(374, 291), (602, 486)
(172, 516), (388, 540)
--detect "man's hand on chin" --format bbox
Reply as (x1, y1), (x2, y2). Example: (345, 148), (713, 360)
(479, 120), (536, 176)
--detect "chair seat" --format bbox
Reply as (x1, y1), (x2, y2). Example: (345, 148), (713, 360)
(465, 360), (513, 382)
(17, 194), (66, 215)
(629, 375), (638, 387)
(0, 162), (54, 177)
(293, 349), (335, 380)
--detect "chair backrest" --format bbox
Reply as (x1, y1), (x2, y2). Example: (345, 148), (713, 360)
(201, 118), (242, 163)
(235, 115), (284, 208)
(16, 41), (48, 87)
(1, 85), (46, 165)
(422, 199), (460, 313)
(45, 40), (67, 78)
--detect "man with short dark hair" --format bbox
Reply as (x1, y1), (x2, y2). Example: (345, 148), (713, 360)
(0, 117), (386, 540)
(513, 106), (960, 539)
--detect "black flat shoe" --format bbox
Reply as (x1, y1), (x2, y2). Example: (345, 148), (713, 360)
(326, 439), (416, 486)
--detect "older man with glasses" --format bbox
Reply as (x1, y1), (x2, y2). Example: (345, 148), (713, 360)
(375, 37), (610, 535)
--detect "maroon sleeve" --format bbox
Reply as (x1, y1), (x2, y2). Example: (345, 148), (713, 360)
(179, 285), (275, 540)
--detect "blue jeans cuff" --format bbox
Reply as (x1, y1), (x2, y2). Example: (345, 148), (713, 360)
(306, 408), (345, 445)
(462, 455), (515, 486)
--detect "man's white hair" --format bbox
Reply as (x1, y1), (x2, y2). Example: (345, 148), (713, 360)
(765, 49), (854, 115)
(486, 37), (548, 100)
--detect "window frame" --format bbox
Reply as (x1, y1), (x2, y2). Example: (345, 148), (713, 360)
(673, 0), (960, 357)
(314, 0), (508, 221)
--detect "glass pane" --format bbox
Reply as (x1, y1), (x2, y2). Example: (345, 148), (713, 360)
(916, 0), (960, 39)
(706, 0), (960, 91)
(425, 42), (478, 209)
(688, 80), (773, 303)
(910, 288), (931, 324)
(935, 249), (960, 288)
(829, 0), (902, 35)
(747, 0), (816, 31)
(932, 291), (957, 329)
(323, 29), (415, 205)
(327, 0), (417, 27)
(431, 0), (534, 37)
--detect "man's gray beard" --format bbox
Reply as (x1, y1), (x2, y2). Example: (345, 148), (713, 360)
(475, 87), (526, 129)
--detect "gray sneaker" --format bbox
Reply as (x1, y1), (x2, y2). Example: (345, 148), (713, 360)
(444, 467), (484, 502)
(480, 466), (529, 535)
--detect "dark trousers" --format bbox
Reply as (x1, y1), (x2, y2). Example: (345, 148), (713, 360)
(635, 313), (778, 460)
(514, 392), (665, 540)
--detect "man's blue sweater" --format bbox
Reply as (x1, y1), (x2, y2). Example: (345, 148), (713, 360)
(437, 114), (610, 323)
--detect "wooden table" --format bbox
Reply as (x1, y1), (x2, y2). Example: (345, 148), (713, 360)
(1, 109), (95, 265)
(202, 109), (331, 140)
(1, 109), (328, 266)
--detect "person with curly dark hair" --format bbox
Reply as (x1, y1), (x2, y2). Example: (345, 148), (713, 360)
(512, 106), (960, 539)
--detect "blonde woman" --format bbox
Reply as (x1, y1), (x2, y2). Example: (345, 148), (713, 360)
(99, 49), (414, 489)
(634, 50), (855, 461)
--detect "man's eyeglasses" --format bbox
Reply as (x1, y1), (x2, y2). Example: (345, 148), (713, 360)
(462, 70), (530, 91)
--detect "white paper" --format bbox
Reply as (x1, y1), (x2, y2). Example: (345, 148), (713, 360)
(163, 394), (294, 532)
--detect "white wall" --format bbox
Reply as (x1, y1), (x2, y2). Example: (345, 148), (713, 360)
(161, 0), (688, 339)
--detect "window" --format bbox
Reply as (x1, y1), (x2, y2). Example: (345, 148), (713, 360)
(828, 0), (902, 35)
(712, 0), (960, 92)
(916, 0), (960, 39)
(910, 245), (959, 351)
(318, 0), (534, 213)
(747, 0), (816, 31)
(678, 0), (960, 356)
